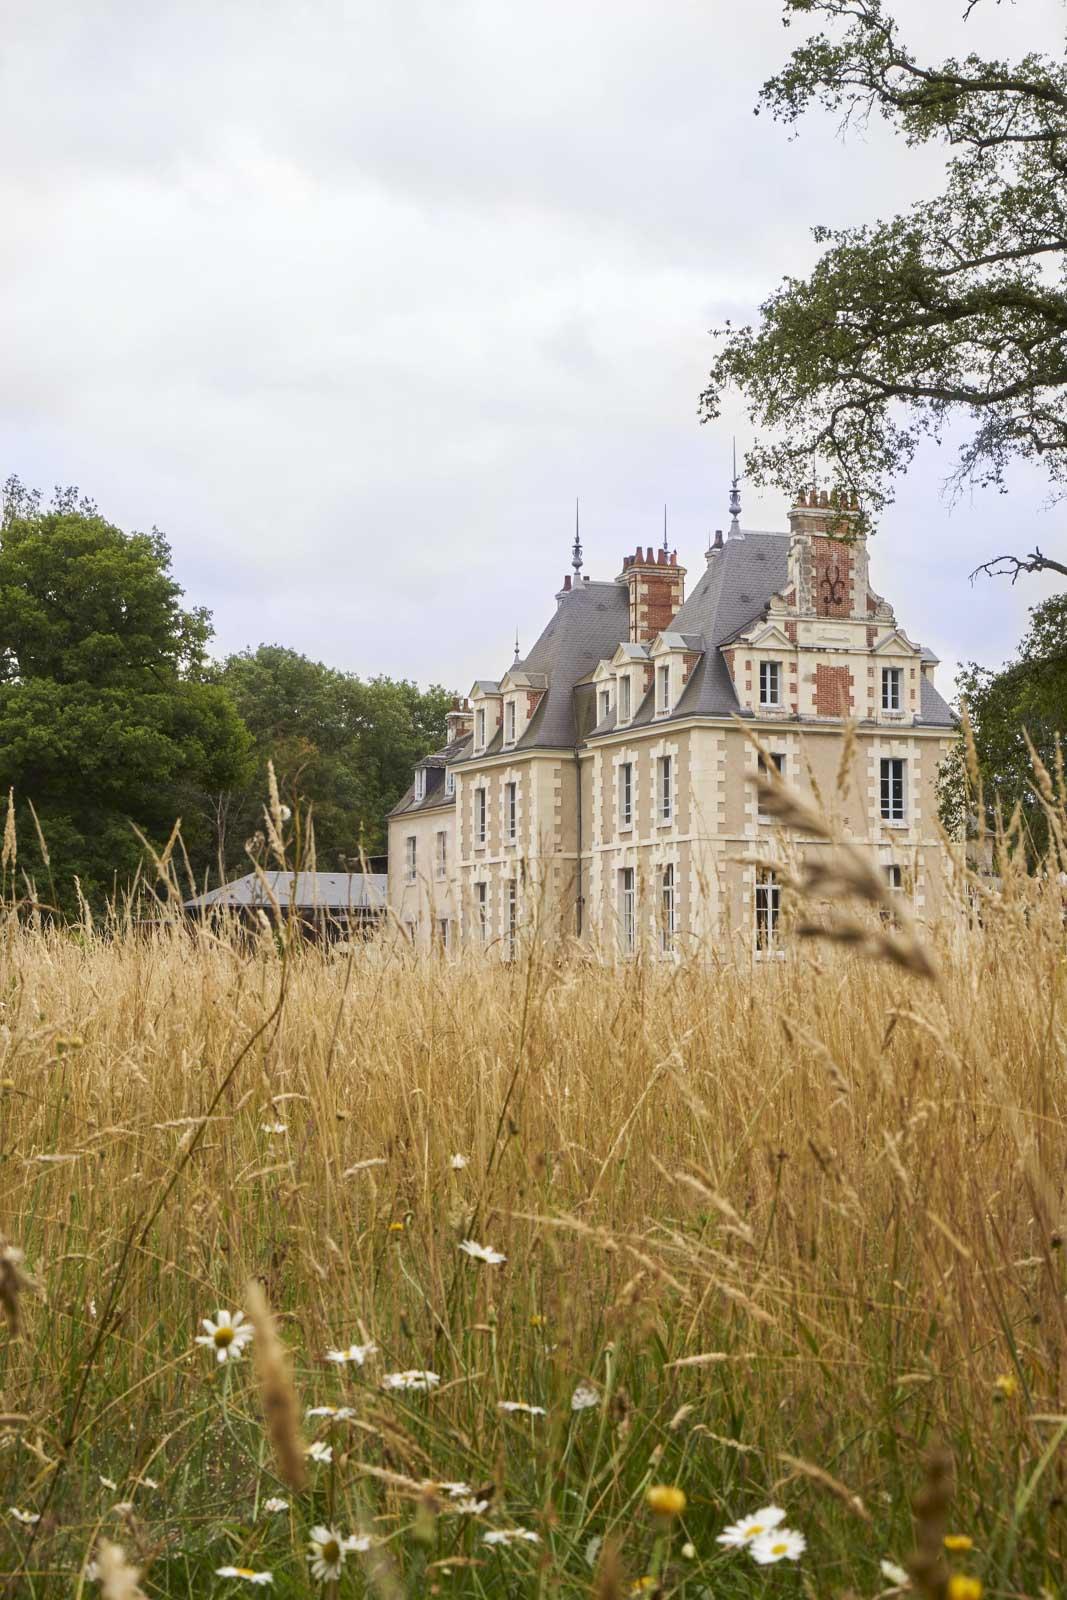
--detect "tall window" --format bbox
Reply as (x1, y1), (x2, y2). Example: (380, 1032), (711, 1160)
(884, 864), (903, 891)
(444, 768), (455, 798)
(435, 830), (447, 879)
(757, 751), (784, 821)
(755, 868), (780, 951)
(475, 708), (486, 750)
(880, 757), (906, 823)
(598, 688), (611, 724)
(507, 878), (518, 958)
(658, 754), (673, 823)
(504, 700), (516, 744)
(619, 867), (636, 954)
(475, 881), (487, 939)
(475, 787), (487, 846)
(660, 863), (676, 955)
(505, 780), (517, 842)
(618, 674), (632, 722)
(437, 916), (450, 950)
(657, 663), (671, 714)
(619, 761), (633, 828)
(405, 836), (416, 883)
(413, 767), (426, 802)
(882, 666), (903, 712)
(759, 661), (782, 706)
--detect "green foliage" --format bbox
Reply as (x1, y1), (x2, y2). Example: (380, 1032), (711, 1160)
(702, 0), (1067, 576)
(939, 593), (1067, 852)
(0, 479), (252, 910)
(210, 645), (452, 875)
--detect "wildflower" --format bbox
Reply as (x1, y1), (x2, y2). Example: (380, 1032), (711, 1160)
(260, 1123), (287, 1136)
(137, 1476), (159, 1489)
(647, 1484), (686, 1517)
(8, 1507), (39, 1525)
(450, 1153), (468, 1169)
(943, 1535), (974, 1553)
(195, 1309), (253, 1365)
(440, 1482), (473, 1497)
(483, 1528), (540, 1546)
(571, 1382), (600, 1411)
(325, 1341), (376, 1366)
(947, 1579), (982, 1600)
(498, 1400), (546, 1415)
(993, 1373), (1018, 1400)
(529, 1313), (545, 1327)
(631, 1581), (657, 1595)
(585, 1535), (603, 1568)
(451, 1497), (490, 1515)
(307, 1527), (365, 1583)
(881, 1560), (911, 1589)
(750, 1528), (806, 1564)
(717, 1505), (786, 1547)
(306, 1441), (333, 1464)
(215, 1568), (273, 1585)
(99, 1476), (118, 1490)
(262, 1498), (289, 1514)
(458, 1239), (507, 1266)
(382, 1370), (440, 1391)
(681, 1542), (696, 1560)
(306, 1405), (356, 1420)
(388, 1221), (406, 1232)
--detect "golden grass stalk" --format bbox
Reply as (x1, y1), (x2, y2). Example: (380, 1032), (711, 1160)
(244, 1277), (307, 1493)
(95, 1540), (147, 1600)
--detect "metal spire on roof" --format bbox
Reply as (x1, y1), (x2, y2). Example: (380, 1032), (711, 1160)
(513, 627), (521, 665)
(662, 503), (669, 556)
(728, 437), (744, 540)
(571, 497), (583, 580)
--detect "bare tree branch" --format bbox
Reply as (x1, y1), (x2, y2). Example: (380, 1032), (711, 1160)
(969, 547), (1067, 584)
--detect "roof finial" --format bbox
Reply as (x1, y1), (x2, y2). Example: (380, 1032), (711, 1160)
(513, 627), (521, 665)
(662, 503), (669, 556)
(571, 497), (583, 580)
(728, 438), (744, 540)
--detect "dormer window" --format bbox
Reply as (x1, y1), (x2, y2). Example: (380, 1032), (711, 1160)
(657, 664), (671, 715)
(475, 708), (486, 750)
(504, 699), (516, 744)
(444, 768), (455, 798)
(413, 768), (427, 803)
(759, 660), (782, 707)
(882, 666), (903, 712)
(618, 674), (632, 722)
(599, 688), (612, 725)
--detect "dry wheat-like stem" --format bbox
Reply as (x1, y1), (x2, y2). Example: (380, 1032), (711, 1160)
(245, 1277), (307, 1492)
(95, 1540), (147, 1600)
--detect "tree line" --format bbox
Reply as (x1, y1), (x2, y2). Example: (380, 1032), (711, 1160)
(0, 479), (452, 912)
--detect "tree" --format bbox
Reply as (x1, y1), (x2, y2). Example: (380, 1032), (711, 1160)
(0, 479), (252, 911)
(701, 0), (1067, 584)
(938, 593), (1067, 855)
(210, 646), (452, 876)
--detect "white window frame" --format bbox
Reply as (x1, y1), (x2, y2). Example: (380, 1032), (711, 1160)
(656, 663), (671, 715)
(599, 687), (611, 724)
(619, 761), (633, 830)
(475, 707), (486, 750)
(759, 660), (782, 707)
(405, 835), (417, 883)
(475, 786), (487, 847)
(507, 877), (518, 958)
(658, 754), (673, 824)
(413, 767), (426, 803)
(444, 768), (455, 798)
(882, 666), (903, 713)
(880, 757), (906, 825)
(435, 829), (447, 880)
(757, 751), (785, 821)
(618, 673), (632, 723)
(884, 863), (903, 891)
(505, 780), (517, 844)
(755, 868), (780, 952)
(475, 881), (487, 940)
(437, 916), (450, 950)
(660, 862), (676, 955)
(504, 699), (516, 745)
(619, 866), (636, 955)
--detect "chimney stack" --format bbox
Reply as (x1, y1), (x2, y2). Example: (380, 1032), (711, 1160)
(618, 545), (686, 642)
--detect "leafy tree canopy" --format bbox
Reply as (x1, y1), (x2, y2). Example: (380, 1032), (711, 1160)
(939, 593), (1067, 854)
(702, 0), (1067, 584)
(0, 479), (252, 910)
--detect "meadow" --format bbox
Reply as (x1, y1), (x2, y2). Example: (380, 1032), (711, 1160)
(1, 823), (1065, 1598)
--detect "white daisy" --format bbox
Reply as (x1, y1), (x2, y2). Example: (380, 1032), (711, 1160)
(306, 1405), (356, 1420)
(215, 1568), (273, 1585)
(450, 1153), (468, 1169)
(483, 1528), (540, 1546)
(570, 1382), (600, 1411)
(307, 1528), (369, 1583)
(717, 1505), (787, 1548)
(750, 1528), (806, 1565)
(325, 1341), (377, 1366)
(437, 1482), (472, 1497)
(260, 1123), (287, 1136)
(381, 1370), (440, 1391)
(451, 1498), (490, 1515)
(8, 1507), (39, 1525)
(262, 1497), (289, 1514)
(881, 1560), (911, 1589)
(498, 1400), (546, 1416)
(306, 1441), (333, 1464)
(195, 1309), (253, 1365)
(458, 1239), (506, 1266)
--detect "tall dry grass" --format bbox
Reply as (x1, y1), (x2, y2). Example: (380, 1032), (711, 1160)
(0, 814), (1065, 1595)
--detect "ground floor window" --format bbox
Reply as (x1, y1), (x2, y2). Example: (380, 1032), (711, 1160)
(660, 863), (676, 954)
(507, 878), (518, 958)
(755, 869), (780, 952)
(437, 917), (450, 950)
(619, 866), (636, 954)
(475, 882), (487, 940)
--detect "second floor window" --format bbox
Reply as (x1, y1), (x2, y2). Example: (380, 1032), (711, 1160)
(882, 666), (903, 711)
(658, 755), (673, 822)
(618, 674), (632, 721)
(505, 700), (516, 743)
(435, 830), (447, 879)
(660, 863), (675, 954)
(475, 787), (487, 846)
(405, 836), (416, 882)
(619, 761), (633, 828)
(475, 708), (486, 749)
(437, 916), (450, 950)
(757, 751), (784, 820)
(505, 781), (517, 842)
(880, 757), (906, 823)
(884, 863), (903, 891)
(759, 660), (781, 706)
(657, 663), (671, 714)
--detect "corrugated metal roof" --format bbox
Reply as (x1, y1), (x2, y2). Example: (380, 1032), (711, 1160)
(185, 872), (388, 911)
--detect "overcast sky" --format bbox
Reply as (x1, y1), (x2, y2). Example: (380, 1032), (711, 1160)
(2, 0), (1064, 701)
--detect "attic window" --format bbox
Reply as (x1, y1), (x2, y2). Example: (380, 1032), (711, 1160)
(414, 768), (427, 803)
(444, 768), (455, 798)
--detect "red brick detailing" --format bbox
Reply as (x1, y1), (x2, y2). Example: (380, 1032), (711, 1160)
(812, 537), (853, 618)
(618, 548), (686, 642)
(525, 690), (544, 718)
(785, 621), (797, 643)
(815, 663), (851, 716)
(867, 626), (877, 648)
(867, 593), (878, 614)
(681, 651), (700, 685)
(783, 588), (795, 606)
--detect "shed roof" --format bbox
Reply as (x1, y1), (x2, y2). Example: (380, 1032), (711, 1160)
(185, 872), (387, 912)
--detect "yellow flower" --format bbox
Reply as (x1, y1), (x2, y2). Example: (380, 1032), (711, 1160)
(388, 1221), (406, 1233)
(943, 1535), (974, 1552)
(947, 1578), (982, 1600)
(646, 1484), (686, 1518)
(993, 1373), (1018, 1399)
(529, 1314), (545, 1327)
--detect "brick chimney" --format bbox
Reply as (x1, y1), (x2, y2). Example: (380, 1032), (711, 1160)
(617, 546), (686, 643)
(445, 696), (473, 742)
(787, 489), (868, 620)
